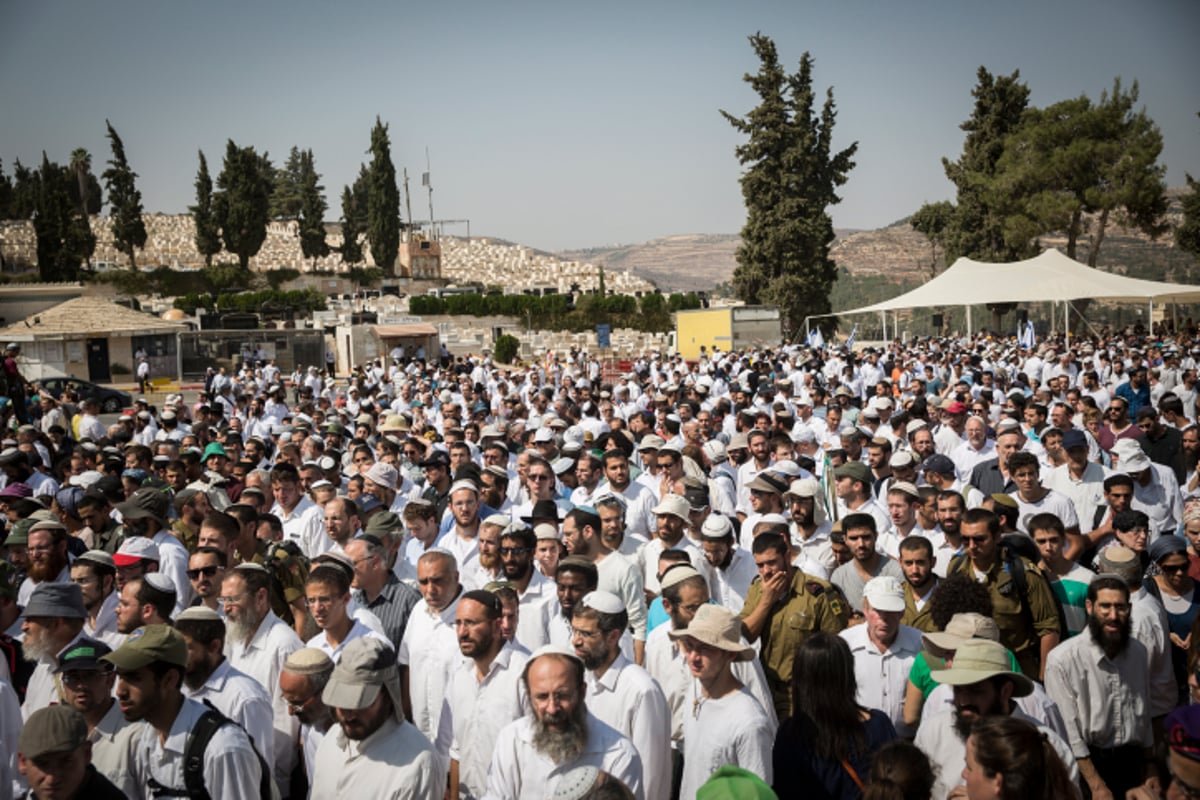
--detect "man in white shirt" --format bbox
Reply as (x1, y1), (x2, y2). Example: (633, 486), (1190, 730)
(572, 591), (671, 800)
(103, 624), (265, 798)
(311, 636), (439, 799)
(399, 550), (464, 749)
(114, 487), (193, 614)
(498, 525), (554, 649)
(483, 645), (645, 800)
(698, 513), (758, 612)
(270, 463), (332, 559)
(175, 606), (276, 785)
(437, 589), (530, 800)
(222, 563), (304, 795)
(20, 583), (88, 720)
(839, 576), (922, 737)
(278, 648), (335, 785)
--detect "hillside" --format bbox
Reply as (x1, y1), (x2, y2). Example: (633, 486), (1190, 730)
(559, 189), (1196, 293)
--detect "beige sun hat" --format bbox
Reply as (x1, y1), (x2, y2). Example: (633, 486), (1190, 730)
(668, 603), (755, 661)
(927, 638), (1034, 697)
(921, 612), (1001, 659)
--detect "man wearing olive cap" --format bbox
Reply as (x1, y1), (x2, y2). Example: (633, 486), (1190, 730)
(18, 705), (125, 799)
(311, 635), (439, 798)
(102, 624), (266, 798)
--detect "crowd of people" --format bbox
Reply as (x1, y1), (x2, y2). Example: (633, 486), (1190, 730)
(5, 328), (1200, 799)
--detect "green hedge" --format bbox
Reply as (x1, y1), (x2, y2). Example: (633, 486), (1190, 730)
(173, 288), (327, 315)
(408, 291), (700, 333)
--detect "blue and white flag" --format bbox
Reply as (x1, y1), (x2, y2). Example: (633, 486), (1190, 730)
(1018, 320), (1035, 350)
(846, 324), (859, 350)
(807, 328), (825, 350)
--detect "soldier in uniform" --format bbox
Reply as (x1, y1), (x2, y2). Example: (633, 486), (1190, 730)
(739, 531), (850, 720)
(946, 507), (1061, 679)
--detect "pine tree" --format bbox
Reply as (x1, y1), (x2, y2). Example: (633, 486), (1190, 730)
(101, 121), (148, 269)
(190, 151), (221, 267)
(213, 140), (273, 271)
(720, 35), (857, 332)
(270, 146), (305, 220)
(1179, 114), (1200, 264)
(339, 183), (364, 265)
(366, 117), (400, 271)
(298, 149), (329, 266)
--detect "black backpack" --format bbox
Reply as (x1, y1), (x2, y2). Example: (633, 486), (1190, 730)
(183, 702), (273, 800)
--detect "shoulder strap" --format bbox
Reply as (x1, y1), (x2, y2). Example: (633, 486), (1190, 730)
(184, 707), (227, 800)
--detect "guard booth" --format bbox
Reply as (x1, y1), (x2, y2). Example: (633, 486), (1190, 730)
(675, 306), (782, 361)
(335, 322), (440, 372)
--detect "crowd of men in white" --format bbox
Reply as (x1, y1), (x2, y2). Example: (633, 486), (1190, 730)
(4, 332), (1200, 800)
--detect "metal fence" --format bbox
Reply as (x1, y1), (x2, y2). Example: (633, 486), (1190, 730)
(178, 330), (326, 381)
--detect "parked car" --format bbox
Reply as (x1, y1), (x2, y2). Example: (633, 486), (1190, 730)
(34, 377), (132, 413)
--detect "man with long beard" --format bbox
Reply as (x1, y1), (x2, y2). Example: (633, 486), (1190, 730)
(20, 583), (87, 718)
(483, 646), (644, 800)
(1045, 576), (1157, 800)
(222, 563), (304, 796)
(17, 520), (72, 606)
(913, 638), (1079, 799)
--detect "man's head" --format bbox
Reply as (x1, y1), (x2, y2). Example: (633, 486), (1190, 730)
(304, 565), (352, 633)
(18, 706), (93, 799)
(862, 576), (906, 649)
(842, 513), (878, 564)
(500, 526), (536, 582)
(750, 531), (791, 585)
(660, 566), (709, 631)
(417, 550), (460, 612)
(570, 591), (627, 673)
(26, 523), (70, 584)
(523, 649), (589, 765)
(187, 547), (227, 602)
(562, 507), (602, 559)
(929, 638), (1033, 740)
(322, 637), (403, 741)
(280, 648), (335, 730)
(101, 624), (188, 723)
(899, 536), (934, 592)
(455, 589), (504, 662)
(221, 565), (271, 643)
(1086, 576), (1132, 660)
(174, 607), (227, 691)
(669, 603), (755, 686)
(54, 637), (115, 717)
(1103, 474), (1136, 514)
(70, 552), (115, 614)
(960, 509), (1000, 567)
(554, 557), (598, 620)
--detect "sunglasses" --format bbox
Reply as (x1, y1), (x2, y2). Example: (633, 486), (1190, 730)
(186, 565), (222, 580)
(500, 547), (529, 557)
(1160, 563), (1190, 575)
(961, 535), (991, 545)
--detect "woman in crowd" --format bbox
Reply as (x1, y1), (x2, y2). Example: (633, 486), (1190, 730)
(962, 716), (1074, 799)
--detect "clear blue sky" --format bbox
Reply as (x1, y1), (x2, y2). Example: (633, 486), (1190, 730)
(2, 0), (1197, 251)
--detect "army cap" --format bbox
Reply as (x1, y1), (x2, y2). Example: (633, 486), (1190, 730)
(19, 706), (89, 761)
(101, 624), (188, 671)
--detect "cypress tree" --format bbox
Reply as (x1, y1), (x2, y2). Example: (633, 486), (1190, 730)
(214, 140), (273, 271)
(366, 117), (400, 271)
(101, 121), (148, 269)
(298, 149), (330, 266)
(190, 151), (222, 267)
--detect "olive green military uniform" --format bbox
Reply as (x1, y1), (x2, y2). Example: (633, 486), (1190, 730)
(171, 519), (199, 555)
(247, 539), (308, 625)
(947, 555), (1059, 677)
(901, 580), (939, 633)
(739, 568), (850, 720)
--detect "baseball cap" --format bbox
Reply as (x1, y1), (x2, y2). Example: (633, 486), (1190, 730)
(322, 636), (401, 712)
(54, 637), (114, 673)
(101, 624), (189, 671)
(862, 576), (905, 613)
(833, 461), (871, 484)
(115, 486), (170, 525)
(114, 537), (160, 566)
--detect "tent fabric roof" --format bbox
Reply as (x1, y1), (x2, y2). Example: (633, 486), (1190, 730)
(0, 296), (187, 339)
(835, 249), (1200, 316)
(373, 324), (438, 338)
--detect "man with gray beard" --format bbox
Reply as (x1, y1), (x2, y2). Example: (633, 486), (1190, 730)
(222, 563), (304, 798)
(482, 646), (644, 800)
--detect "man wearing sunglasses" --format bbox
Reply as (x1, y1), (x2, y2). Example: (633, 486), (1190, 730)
(187, 547), (227, 614)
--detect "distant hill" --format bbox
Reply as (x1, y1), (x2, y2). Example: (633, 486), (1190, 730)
(558, 189), (1197, 292)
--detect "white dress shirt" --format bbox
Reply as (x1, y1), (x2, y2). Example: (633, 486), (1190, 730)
(596, 552), (649, 641)
(272, 495), (333, 559)
(709, 548), (760, 613)
(482, 712), (645, 800)
(131, 696), (264, 799)
(840, 623), (923, 737)
(398, 592), (464, 745)
(1044, 630), (1152, 757)
(586, 654), (672, 800)
(515, 570), (555, 650)
(226, 609), (304, 795)
(150, 529), (195, 614)
(311, 716), (439, 800)
(307, 618), (392, 663)
(183, 658), (277, 781)
(88, 698), (144, 800)
(436, 643), (531, 799)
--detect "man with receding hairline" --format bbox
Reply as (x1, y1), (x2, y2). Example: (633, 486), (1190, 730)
(400, 549), (465, 751)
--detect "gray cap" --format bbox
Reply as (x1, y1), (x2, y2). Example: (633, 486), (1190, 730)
(24, 582), (86, 619)
(19, 706), (88, 760)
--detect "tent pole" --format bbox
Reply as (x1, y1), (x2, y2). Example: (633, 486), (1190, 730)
(1065, 301), (1070, 346)
(967, 306), (972, 338)
(880, 311), (886, 343)
(1149, 300), (1154, 335)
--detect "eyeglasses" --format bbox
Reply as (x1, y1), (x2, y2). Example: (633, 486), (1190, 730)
(1160, 563), (1190, 575)
(961, 535), (991, 545)
(571, 626), (603, 640)
(530, 474), (552, 482)
(217, 592), (249, 605)
(187, 565), (222, 580)
(499, 547), (528, 557)
(61, 669), (112, 688)
(659, 460), (678, 468)
(285, 693), (318, 713)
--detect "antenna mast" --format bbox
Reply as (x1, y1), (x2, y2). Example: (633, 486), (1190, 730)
(424, 148), (435, 238)
(402, 168), (413, 236)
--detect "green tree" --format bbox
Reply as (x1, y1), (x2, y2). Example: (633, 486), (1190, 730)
(938, 67), (1032, 263)
(68, 149), (101, 217)
(270, 146), (304, 220)
(213, 140), (274, 271)
(366, 117), (400, 271)
(298, 149), (330, 266)
(190, 150), (222, 268)
(0, 160), (12, 219)
(10, 160), (38, 220)
(720, 34), (857, 331)
(909, 200), (955, 278)
(101, 121), (148, 269)
(339, 183), (365, 265)
(33, 154), (87, 281)
(1179, 116), (1200, 262)
(992, 78), (1168, 266)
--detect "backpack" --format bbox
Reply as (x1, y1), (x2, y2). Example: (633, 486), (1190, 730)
(949, 539), (1067, 645)
(262, 540), (308, 627)
(183, 702), (273, 800)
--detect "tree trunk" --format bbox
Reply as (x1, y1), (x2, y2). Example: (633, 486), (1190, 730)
(126, 247), (137, 270)
(1066, 209), (1082, 261)
(1088, 208), (1110, 267)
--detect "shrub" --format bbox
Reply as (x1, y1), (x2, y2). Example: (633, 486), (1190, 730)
(494, 334), (520, 364)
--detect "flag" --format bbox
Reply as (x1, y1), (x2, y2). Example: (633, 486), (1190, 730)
(807, 328), (825, 350)
(1018, 320), (1035, 350)
(846, 323), (859, 350)
(821, 448), (838, 522)
(421, 172), (431, 187)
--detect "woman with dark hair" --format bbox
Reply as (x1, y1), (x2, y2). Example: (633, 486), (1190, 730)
(772, 632), (897, 799)
(963, 716), (1074, 799)
(863, 741), (934, 800)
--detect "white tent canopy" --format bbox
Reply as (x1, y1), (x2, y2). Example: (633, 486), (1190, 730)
(834, 249), (1200, 316)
